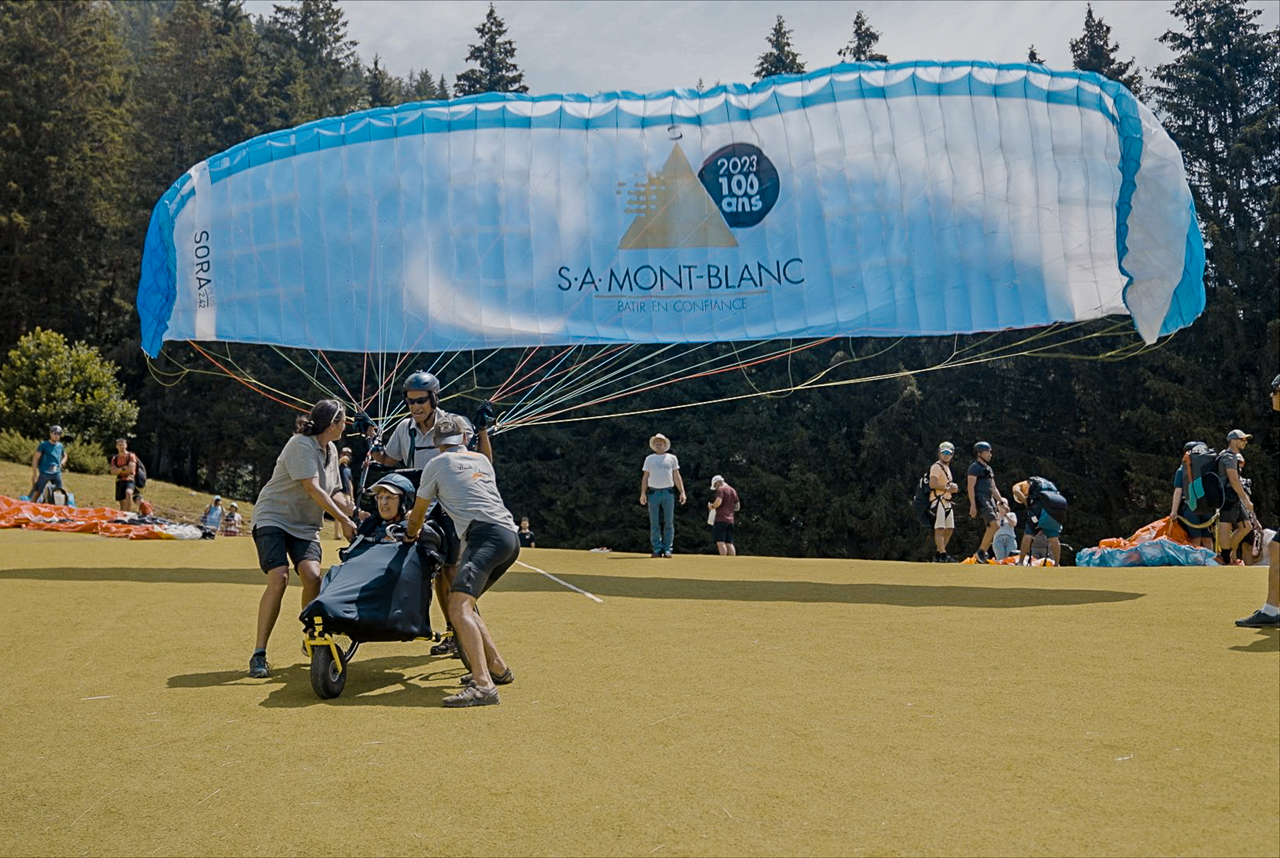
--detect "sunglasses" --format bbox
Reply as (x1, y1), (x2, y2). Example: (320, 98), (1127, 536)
(406, 395), (432, 406)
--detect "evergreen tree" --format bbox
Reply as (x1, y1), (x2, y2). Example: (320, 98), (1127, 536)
(1069, 3), (1143, 95)
(837, 11), (888, 63)
(1027, 44), (1045, 64)
(754, 15), (806, 80)
(264, 0), (360, 121)
(438, 73), (449, 99)
(454, 3), (528, 97)
(364, 55), (403, 107)
(406, 68), (440, 101)
(0, 0), (132, 352)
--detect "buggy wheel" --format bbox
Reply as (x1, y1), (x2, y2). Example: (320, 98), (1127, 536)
(310, 644), (347, 699)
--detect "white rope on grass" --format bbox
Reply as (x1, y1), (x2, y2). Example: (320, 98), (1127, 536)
(515, 560), (602, 603)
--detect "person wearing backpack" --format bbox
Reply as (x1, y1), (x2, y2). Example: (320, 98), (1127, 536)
(927, 442), (959, 562)
(1235, 374), (1279, 628)
(1170, 441), (1216, 549)
(1012, 477), (1068, 566)
(109, 438), (139, 512)
(1216, 429), (1256, 566)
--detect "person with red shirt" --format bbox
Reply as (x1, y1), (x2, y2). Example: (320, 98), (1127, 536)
(109, 438), (138, 512)
(708, 475), (739, 556)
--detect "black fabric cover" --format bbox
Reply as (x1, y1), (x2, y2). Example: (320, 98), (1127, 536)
(300, 540), (436, 642)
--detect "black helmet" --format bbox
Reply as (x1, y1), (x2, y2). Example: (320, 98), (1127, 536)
(1272, 373), (1280, 392)
(973, 441), (992, 454)
(402, 371), (440, 406)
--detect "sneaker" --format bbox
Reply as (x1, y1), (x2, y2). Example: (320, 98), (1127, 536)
(1230, 559), (1245, 566)
(650, 552), (661, 558)
(431, 635), (456, 656)
(662, 551), (673, 558)
(941, 554), (957, 563)
(442, 684), (500, 708)
(461, 667), (515, 686)
(1235, 609), (1280, 628)
(248, 653), (270, 678)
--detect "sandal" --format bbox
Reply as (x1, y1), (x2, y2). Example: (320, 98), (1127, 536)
(461, 667), (514, 686)
(442, 683), (500, 708)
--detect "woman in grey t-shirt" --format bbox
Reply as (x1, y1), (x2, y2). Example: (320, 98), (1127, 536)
(248, 399), (357, 679)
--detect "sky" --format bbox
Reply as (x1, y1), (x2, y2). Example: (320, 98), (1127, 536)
(241, 0), (1279, 97)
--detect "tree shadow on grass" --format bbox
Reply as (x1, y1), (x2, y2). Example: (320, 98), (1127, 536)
(0, 567), (263, 585)
(5, 566), (1144, 609)
(1228, 628), (1279, 653)
(505, 571), (1144, 609)
(168, 654), (469, 708)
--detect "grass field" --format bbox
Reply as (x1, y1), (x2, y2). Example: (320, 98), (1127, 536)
(0, 528), (1276, 857)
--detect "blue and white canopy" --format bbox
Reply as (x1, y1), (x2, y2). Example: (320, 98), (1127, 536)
(138, 61), (1204, 358)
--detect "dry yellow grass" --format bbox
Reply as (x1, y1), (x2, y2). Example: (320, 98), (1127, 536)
(0, 529), (1276, 857)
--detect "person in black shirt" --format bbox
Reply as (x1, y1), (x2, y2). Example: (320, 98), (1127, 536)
(966, 441), (1005, 563)
(517, 517), (536, 548)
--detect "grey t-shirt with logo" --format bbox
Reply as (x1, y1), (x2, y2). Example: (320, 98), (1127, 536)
(416, 450), (518, 547)
(253, 433), (341, 540)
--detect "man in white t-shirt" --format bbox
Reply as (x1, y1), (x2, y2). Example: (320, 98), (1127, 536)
(640, 433), (686, 558)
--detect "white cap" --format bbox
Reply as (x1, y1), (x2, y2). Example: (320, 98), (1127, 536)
(710, 475), (725, 489)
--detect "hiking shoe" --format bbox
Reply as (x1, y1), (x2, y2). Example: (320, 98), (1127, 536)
(461, 667), (514, 686)
(248, 653), (270, 678)
(431, 636), (456, 656)
(1235, 609), (1280, 628)
(443, 684), (500, 708)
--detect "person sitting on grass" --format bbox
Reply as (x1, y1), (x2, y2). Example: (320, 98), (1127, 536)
(402, 416), (519, 708)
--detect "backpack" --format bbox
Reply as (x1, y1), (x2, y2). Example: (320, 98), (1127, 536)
(1181, 444), (1223, 514)
(912, 473), (933, 527)
(134, 457), (147, 490)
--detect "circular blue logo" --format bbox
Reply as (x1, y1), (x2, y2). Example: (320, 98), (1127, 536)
(698, 143), (780, 229)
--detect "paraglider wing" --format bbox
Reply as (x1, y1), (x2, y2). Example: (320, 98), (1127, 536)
(138, 62), (1204, 358)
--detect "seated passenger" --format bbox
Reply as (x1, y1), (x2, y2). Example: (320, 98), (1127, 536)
(351, 474), (415, 546)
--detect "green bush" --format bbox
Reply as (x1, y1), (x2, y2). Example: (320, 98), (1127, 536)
(0, 430), (108, 474)
(65, 440), (109, 475)
(0, 429), (30, 465)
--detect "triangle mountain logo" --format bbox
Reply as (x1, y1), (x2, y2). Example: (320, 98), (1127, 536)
(617, 145), (738, 250)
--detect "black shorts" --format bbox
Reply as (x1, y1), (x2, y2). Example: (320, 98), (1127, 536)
(1219, 498), (1246, 525)
(253, 525), (322, 573)
(977, 497), (1000, 524)
(115, 480), (135, 502)
(429, 504), (461, 566)
(712, 521), (734, 544)
(452, 522), (519, 598)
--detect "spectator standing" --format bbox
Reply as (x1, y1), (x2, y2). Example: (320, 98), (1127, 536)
(1235, 375), (1279, 628)
(708, 475), (739, 556)
(967, 441), (1004, 562)
(928, 442), (959, 562)
(248, 399), (356, 678)
(1216, 430), (1255, 565)
(518, 517), (536, 548)
(640, 433), (686, 558)
(222, 502), (243, 537)
(109, 438), (138, 512)
(201, 496), (225, 535)
(1170, 442), (1215, 549)
(29, 425), (67, 502)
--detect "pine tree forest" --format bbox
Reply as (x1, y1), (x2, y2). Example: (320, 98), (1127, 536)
(0, 0), (1276, 560)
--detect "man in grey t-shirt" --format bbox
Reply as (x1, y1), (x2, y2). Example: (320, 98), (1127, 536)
(404, 416), (519, 708)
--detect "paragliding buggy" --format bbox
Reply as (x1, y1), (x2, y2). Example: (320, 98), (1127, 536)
(299, 518), (448, 699)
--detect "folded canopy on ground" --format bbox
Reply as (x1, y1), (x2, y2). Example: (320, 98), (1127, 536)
(0, 496), (203, 540)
